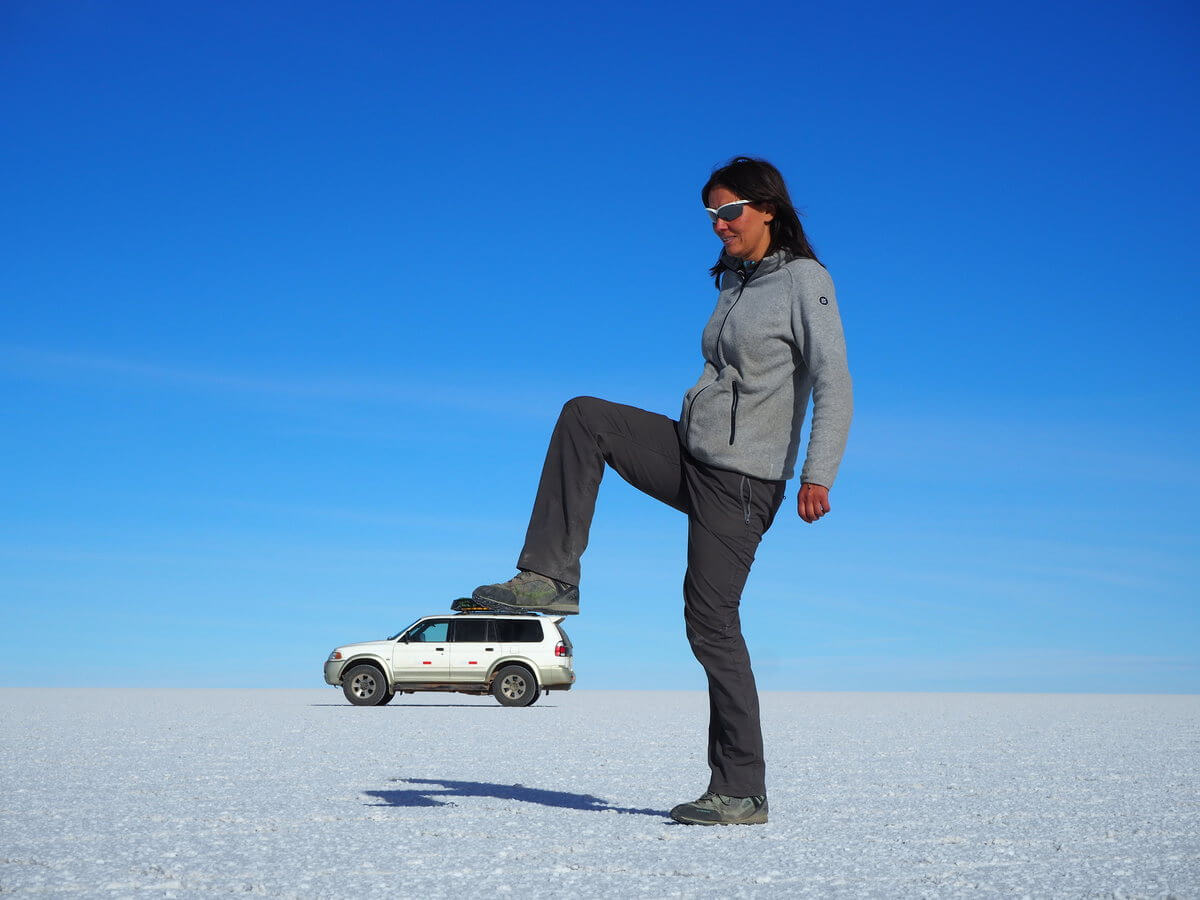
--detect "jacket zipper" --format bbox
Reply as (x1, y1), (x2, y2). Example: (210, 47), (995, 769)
(729, 381), (739, 445)
(686, 262), (760, 441)
(685, 381), (714, 441)
(714, 263), (756, 368)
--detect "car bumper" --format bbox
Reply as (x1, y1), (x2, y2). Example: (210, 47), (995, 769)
(538, 664), (576, 688)
(324, 660), (347, 685)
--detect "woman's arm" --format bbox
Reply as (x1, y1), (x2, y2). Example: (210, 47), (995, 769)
(791, 264), (853, 521)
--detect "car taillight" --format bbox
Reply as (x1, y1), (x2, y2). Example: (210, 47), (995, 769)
(555, 641), (568, 658)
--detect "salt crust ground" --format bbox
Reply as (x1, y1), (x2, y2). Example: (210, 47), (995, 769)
(1, 689), (1197, 898)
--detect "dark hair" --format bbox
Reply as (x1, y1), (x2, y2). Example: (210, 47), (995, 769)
(702, 156), (820, 284)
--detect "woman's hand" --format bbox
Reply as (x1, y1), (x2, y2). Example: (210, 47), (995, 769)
(797, 483), (830, 523)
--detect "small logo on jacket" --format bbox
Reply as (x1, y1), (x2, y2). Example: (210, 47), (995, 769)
(819, 296), (829, 305)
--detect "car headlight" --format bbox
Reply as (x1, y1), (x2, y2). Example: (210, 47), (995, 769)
(328, 650), (343, 661)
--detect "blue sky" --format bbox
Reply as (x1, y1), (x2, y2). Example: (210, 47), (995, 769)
(2, 0), (1197, 691)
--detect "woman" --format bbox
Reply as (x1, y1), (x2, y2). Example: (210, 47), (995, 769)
(465, 156), (853, 825)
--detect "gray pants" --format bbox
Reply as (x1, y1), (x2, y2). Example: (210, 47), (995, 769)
(517, 396), (786, 796)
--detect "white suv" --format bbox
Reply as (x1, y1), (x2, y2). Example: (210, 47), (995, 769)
(324, 612), (575, 707)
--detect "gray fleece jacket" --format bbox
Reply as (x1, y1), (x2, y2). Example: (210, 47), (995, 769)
(678, 250), (853, 485)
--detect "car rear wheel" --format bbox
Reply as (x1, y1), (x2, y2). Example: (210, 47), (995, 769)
(342, 664), (390, 706)
(491, 665), (540, 707)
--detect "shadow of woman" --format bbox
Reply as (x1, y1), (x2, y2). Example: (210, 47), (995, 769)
(364, 777), (668, 817)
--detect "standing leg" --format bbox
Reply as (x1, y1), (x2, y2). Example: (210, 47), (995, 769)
(681, 460), (785, 798)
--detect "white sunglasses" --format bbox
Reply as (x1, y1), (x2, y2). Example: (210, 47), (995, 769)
(705, 200), (754, 223)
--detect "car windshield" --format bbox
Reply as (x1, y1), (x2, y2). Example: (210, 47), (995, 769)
(388, 619), (422, 641)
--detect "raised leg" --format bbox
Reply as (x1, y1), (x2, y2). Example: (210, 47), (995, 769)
(517, 396), (688, 586)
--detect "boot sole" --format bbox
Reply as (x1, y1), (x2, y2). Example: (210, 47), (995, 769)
(463, 592), (579, 616)
(669, 809), (768, 826)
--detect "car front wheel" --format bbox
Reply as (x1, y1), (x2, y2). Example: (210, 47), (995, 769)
(491, 666), (540, 707)
(342, 664), (390, 706)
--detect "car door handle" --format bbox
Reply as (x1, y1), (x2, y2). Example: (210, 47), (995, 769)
(435, 647), (445, 652)
(484, 647), (494, 651)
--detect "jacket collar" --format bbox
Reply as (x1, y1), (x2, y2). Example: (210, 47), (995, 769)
(719, 249), (787, 278)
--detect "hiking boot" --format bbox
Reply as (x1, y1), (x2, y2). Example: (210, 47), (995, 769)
(669, 792), (768, 826)
(471, 570), (579, 615)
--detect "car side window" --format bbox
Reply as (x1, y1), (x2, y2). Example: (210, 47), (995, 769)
(408, 620), (449, 643)
(493, 619), (544, 643)
(451, 619), (489, 643)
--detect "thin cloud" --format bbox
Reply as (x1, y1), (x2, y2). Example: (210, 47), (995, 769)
(850, 410), (1200, 486)
(0, 345), (558, 416)
(766, 647), (1200, 677)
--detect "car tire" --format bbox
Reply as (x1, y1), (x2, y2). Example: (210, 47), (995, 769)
(491, 665), (540, 707)
(378, 690), (395, 705)
(342, 664), (390, 706)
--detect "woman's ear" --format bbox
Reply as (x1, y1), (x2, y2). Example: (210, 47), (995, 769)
(758, 202), (775, 223)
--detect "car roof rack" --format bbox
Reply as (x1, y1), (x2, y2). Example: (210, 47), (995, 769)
(452, 609), (541, 617)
